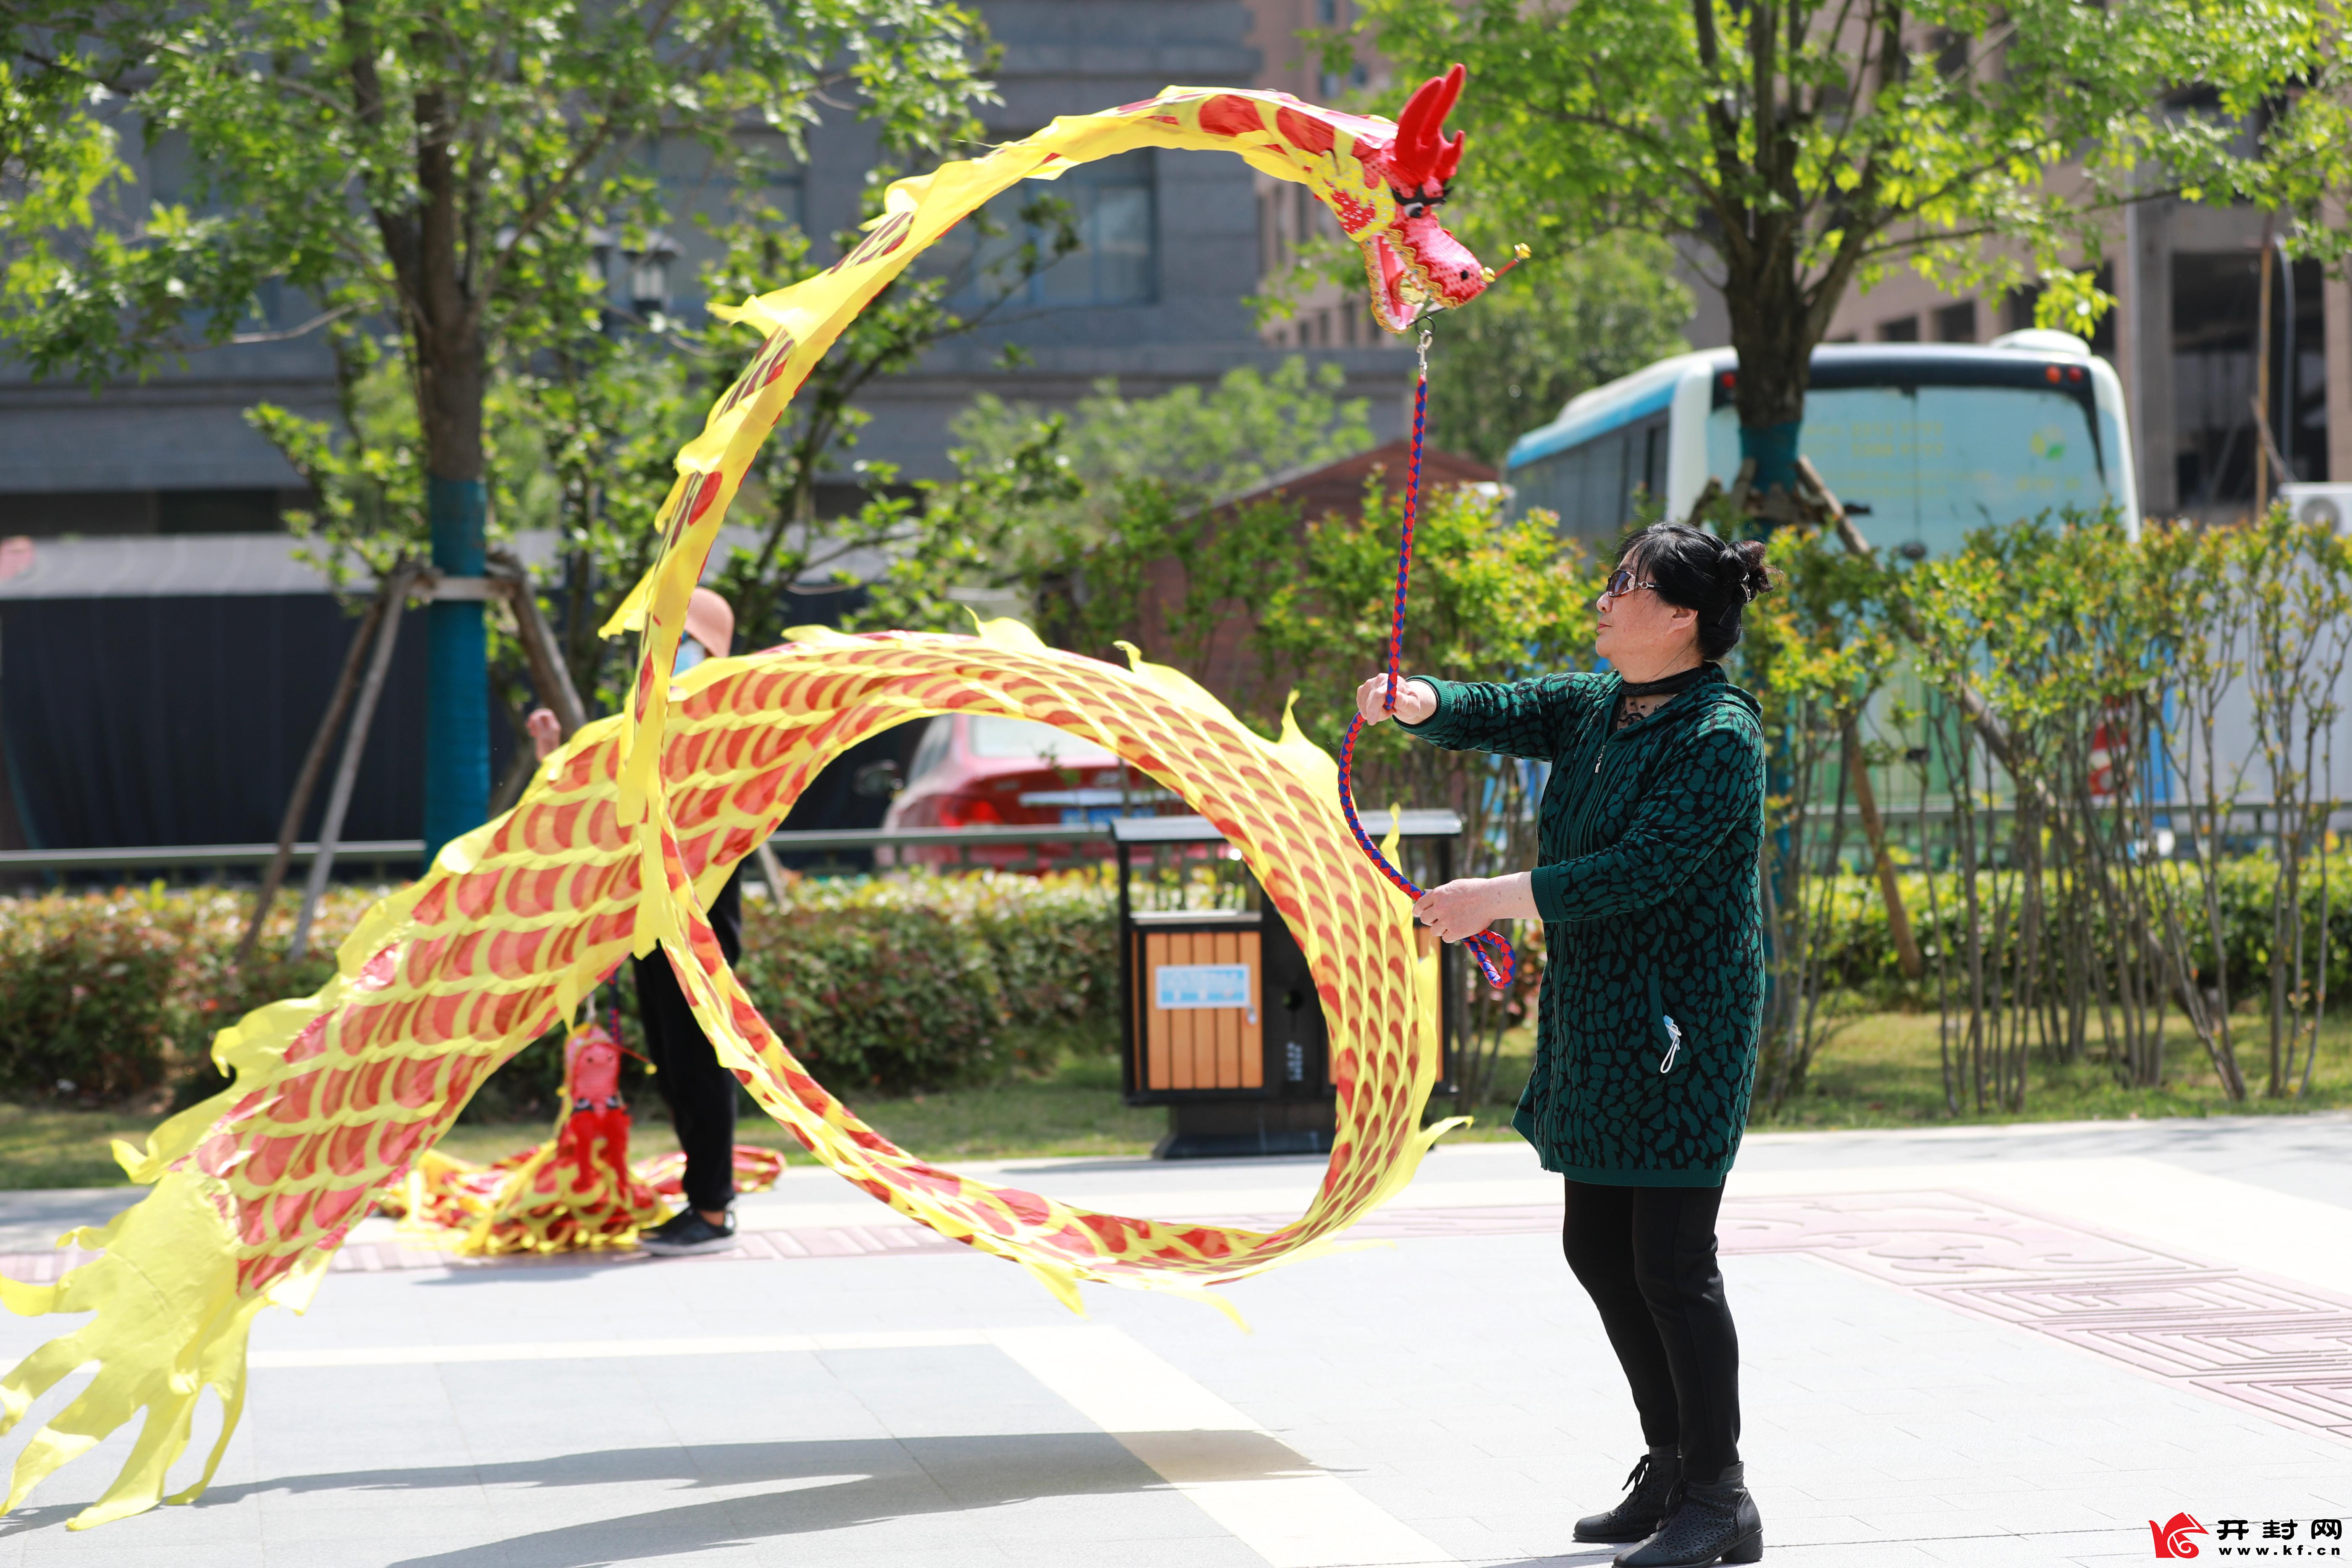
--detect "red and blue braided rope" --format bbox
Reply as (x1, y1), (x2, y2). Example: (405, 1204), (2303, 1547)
(1333, 343), (1516, 990)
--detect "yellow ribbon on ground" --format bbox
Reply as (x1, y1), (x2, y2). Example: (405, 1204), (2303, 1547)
(1, 83), (1486, 1531)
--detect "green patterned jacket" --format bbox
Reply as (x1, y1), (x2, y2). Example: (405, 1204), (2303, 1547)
(1400, 666), (1766, 1186)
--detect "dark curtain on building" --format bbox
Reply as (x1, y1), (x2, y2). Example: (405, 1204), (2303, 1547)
(0, 585), (920, 853)
(0, 595), (484, 849)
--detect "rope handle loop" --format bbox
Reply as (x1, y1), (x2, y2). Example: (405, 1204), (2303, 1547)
(1336, 326), (1516, 991)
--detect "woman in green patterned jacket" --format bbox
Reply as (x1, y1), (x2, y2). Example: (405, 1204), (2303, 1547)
(1357, 521), (1772, 1568)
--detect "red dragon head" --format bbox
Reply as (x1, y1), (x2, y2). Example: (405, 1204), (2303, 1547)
(1365, 65), (1486, 330)
(564, 1018), (624, 1107)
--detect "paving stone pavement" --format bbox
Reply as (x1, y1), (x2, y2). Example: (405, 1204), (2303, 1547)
(3, 1112), (2349, 1567)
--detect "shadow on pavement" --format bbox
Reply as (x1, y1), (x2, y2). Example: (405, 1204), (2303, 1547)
(30, 1432), (1306, 1566)
(987, 1153), (1332, 1177)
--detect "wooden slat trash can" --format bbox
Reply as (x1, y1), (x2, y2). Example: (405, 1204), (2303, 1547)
(1114, 811), (1463, 1159)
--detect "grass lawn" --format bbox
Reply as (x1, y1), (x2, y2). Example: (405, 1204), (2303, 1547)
(0, 1054), (1172, 1192)
(1454, 1007), (2352, 1132)
(1750, 1006), (2352, 1128)
(7, 1012), (2349, 1193)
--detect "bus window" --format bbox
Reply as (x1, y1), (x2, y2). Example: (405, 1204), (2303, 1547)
(1704, 383), (2109, 556)
(1912, 385), (2105, 553)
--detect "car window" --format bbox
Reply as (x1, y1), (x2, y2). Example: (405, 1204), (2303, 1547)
(905, 718), (953, 782)
(968, 715), (1114, 763)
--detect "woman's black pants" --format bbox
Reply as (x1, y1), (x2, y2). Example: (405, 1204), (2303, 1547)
(630, 867), (744, 1215)
(1563, 1177), (1741, 1483)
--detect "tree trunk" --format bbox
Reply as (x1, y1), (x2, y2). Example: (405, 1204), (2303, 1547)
(1843, 713), (1924, 980)
(1720, 255), (1813, 497)
(406, 84), (491, 868)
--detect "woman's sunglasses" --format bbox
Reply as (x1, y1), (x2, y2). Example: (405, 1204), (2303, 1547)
(1603, 569), (1659, 602)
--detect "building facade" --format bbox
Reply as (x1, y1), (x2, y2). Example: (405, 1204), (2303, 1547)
(0, 0), (1431, 853)
(1241, 0), (1418, 359)
(0, 0), (1416, 533)
(1688, 203), (2349, 526)
(828, 0), (1414, 481)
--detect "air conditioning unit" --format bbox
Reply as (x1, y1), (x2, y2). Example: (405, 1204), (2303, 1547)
(2281, 483), (2352, 531)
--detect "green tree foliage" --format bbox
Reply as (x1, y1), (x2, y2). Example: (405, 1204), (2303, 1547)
(1738, 524), (1908, 1107)
(1424, 240), (1692, 468)
(952, 357), (1376, 542)
(838, 419), (1084, 638)
(0, 0), (1115, 771)
(1359, 0), (2352, 501)
(0, 59), (119, 314)
(1, 0), (995, 500)
(919, 358), (1377, 653)
(1262, 483), (1599, 751)
(1797, 508), (2352, 1112)
(694, 187), (1081, 648)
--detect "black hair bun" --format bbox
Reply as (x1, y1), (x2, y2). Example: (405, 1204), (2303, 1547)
(1724, 538), (1773, 603)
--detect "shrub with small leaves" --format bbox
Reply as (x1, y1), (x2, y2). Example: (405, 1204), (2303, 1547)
(735, 870), (1117, 1095)
(0, 873), (1118, 1110)
(0, 884), (383, 1106)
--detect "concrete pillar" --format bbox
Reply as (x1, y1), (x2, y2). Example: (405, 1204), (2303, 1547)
(2121, 198), (2178, 515)
(2326, 262), (2352, 485)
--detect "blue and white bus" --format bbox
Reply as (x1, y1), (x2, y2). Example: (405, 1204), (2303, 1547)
(1504, 329), (2140, 552)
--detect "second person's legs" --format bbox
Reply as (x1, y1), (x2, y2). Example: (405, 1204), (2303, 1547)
(631, 949), (739, 1217)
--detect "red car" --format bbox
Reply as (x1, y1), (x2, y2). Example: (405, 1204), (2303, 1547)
(877, 713), (1166, 864)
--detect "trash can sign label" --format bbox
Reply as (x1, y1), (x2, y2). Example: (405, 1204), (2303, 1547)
(1156, 964), (1253, 1010)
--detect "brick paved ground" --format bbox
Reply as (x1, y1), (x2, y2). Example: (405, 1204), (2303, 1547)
(3, 1112), (2348, 1567)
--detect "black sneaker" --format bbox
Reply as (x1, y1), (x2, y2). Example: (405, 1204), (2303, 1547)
(640, 1207), (739, 1256)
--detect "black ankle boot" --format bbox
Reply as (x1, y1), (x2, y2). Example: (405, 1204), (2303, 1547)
(1613, 1462), (1762, 1567)
(1573, 1446), (1682, 1543)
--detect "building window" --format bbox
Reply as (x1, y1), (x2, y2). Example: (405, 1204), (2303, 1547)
(1933, 29), (1971, 79)
(1933, 300), (1977, 342)
(2171, 250), (2327, 501)
(939, 149), (1156, 309)
(1879, 315), (1921, 342)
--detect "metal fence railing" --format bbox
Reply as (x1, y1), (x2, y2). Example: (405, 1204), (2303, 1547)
(0, 840), (425, 876)
(0, 823), (1141, 882)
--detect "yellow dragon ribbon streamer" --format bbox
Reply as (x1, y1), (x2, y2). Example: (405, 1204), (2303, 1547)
(2, 80), (1488, 1530)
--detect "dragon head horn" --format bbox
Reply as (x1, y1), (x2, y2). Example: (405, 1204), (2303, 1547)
(1390, 63), (1467, 194)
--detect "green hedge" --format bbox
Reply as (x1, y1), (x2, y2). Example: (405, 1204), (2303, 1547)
(0, 871), (1118, 1110)
(1807, 854), (2352, 1007)
(14, 856), (2347, 1109)
(735, 871), (1119, 1094)
(0, 884), (379, 1105)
